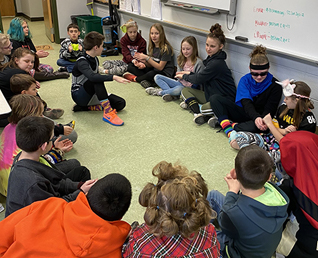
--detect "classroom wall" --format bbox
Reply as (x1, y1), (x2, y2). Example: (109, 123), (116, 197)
(56, 0), (91, 39)
(15, 0), (43, 18)
(95, 5), (318, 118)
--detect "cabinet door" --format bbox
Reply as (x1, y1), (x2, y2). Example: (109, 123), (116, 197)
(42, 0), (54, 42)
(0, 0), (15, 17)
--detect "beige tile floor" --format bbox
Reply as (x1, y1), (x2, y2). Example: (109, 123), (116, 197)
(0, 17), (237, 223)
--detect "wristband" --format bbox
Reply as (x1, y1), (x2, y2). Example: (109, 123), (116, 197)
(146, 56), (150, 62)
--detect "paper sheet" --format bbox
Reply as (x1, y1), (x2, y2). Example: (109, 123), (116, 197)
(151, 0), (162, 20)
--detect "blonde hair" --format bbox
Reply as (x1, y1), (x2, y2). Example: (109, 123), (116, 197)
(139, 161), (215, 238)
(125, 18), (138, 31)
(8, 94), (44, 124)
(249, 45), (269, 65)
(0, 34), (10, 48)
(177, 36), (199, 69)
(148, 23), (173, 57)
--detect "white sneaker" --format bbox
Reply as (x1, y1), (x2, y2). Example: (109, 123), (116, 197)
(145, 87), (161, 96)
(179, 101), (188, 109)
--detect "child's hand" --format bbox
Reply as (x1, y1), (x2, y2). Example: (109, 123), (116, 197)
(255, 117), (268, 131)
(54, 137), (73, 152)
(68, 45), (73, 52)
(36, 81), (41, 89)
(63, 126), (73, 136)
(262, 113), (272, 125)
(224, 172), (241, 194)
(80, 179), (98, 194)
(36, 50), (49, 58)
(136, 62), (146, 69)
(285, 125), (296, 133)
(78, 45), (83, 51)
(113, 75), (130, 84)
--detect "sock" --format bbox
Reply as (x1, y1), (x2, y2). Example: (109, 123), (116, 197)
(100, 99), (113, 113)
(232, 122), (238, 130)
(220, 119), (234, 138)
(185, 97), (200, 114)
(88, 105), (103, 111)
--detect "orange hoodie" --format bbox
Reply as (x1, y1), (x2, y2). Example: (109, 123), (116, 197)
(0, 192), (131, 257)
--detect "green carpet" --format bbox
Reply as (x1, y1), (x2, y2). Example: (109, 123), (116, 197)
(0, 18), (237, 223)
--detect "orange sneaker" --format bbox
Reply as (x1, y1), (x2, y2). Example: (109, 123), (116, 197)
(123, 72), (137, 82)
(102, 109), (124, 126)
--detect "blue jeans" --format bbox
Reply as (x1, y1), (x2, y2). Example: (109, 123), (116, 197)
(57, 59), (75, 73)
(154, 74), (184, 96)
(207, 190), (229, 255)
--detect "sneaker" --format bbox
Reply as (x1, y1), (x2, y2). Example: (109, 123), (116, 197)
(43, 108), (64, 119)
(162, 94), (179, 101)
(123, 72), (137, 82)
(145, 87), (161, 96)
(72, 104), (89, 112)
(179, 101), (188, 109)
(193, 114), (210, 125)
(58, 66), (67, 72)
(65, 120), (75, 129)
(207, 116), (220, 128)
(140, 80), (153, 89)
(103, 109), (124, 126)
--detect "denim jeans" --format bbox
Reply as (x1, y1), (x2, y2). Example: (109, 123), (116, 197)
(154, 74), (184, 96)
(57, 58), (75, 73)
(207, 190), (229, 254)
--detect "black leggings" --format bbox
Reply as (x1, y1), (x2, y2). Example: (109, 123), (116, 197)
(127, 63), (164, 83)
(209, 94), (262, 133)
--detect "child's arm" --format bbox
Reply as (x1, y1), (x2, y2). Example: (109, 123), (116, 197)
(263, 113), (291, 142)
(134, 52), (168, 71)
(59, 39), (71, 60)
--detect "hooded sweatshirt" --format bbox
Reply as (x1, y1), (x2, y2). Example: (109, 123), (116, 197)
(120, 33), (147, 63)
(219, 182), (289, 258)
(0, 193), (131, 257)
(183, 50), (236, 102)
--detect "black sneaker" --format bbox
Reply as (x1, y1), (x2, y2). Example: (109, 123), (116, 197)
(162, 94), (179, 101)
(58, 67), (67, 72)
(193, 114), (210, 125)
(72, 104), (89, 112)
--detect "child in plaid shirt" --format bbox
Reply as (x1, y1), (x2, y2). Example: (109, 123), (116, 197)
(123, 161), (220, 257)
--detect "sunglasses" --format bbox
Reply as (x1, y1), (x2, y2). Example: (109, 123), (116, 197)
(250, 71), (268, 77)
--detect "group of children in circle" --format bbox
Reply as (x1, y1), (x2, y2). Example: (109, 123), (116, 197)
(0, 16), (317, 257)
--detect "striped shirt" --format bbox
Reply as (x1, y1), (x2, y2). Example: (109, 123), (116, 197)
(123, 223), (220, 257)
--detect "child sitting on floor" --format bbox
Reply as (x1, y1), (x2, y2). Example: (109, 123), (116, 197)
(5, 116), (96, 217)
(0, 173), (132, 257)
(123, 161), (220, 257)
(57, 23), (85, 73)
(10, 73), (77, 143)
(207, 145), (289, 258)
(101, 19), (147, 76)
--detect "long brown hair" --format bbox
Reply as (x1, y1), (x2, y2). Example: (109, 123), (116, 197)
(148, 23), (173, 57)
(279, 81), (314, 129)
(0, 47), (37, 71)
(177, 36), (199, 69)
(139, 161), (215, 238)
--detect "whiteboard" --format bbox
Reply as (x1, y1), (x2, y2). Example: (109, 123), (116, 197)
(170, 0), (232, 12)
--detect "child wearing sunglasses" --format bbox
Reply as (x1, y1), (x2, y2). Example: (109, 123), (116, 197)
(208, 45), (282, 141)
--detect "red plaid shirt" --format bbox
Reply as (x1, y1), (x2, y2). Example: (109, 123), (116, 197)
(123, 223), (220, 257)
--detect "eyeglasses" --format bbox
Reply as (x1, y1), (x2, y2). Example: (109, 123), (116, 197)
(250, 71), (268, 77)
(2, 42), (13, 50)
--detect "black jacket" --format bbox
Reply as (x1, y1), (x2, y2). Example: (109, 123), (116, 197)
(183, 50), (236, 102)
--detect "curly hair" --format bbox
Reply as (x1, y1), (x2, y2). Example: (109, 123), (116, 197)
(7, 17), (32, 42)
(139, 161), (215, 238)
